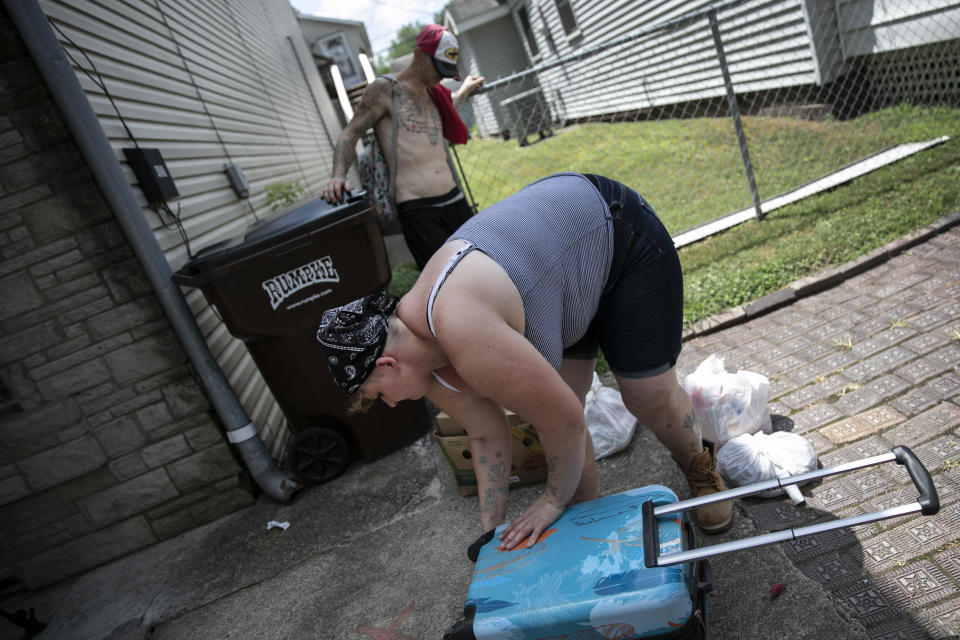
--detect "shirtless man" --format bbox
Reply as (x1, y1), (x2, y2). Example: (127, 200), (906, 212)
(316, 173), (733, 553)
(320, 24), (484, 269)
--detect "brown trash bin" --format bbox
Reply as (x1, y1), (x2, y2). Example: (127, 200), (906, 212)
(172, 193), (431, 484)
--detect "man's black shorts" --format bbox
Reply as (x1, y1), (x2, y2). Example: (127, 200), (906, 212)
(397, 188), (473, 269)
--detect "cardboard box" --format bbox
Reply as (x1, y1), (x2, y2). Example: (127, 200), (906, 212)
(433, 411), (547, 497)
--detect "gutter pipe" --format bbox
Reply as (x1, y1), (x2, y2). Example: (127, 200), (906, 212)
(5, 0), (302, 502)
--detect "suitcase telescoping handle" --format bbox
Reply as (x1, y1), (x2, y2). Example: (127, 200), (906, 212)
(643, 445), (939, 568)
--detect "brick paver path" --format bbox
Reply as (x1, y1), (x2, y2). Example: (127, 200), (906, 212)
(677, 224), (960, 639)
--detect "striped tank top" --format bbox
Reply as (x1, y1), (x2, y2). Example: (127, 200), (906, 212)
(427, 172), (613, 371)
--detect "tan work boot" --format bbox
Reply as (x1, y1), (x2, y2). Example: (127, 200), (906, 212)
(680, 445), (733, 534)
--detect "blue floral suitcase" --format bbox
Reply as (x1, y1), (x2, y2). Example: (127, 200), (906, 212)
(446, 446), (939, 640)
(447, 485), (713, 639)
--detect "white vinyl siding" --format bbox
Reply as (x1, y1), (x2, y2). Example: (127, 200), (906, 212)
(460, 14), (534, 137)
(530, 0), (818, 122)
(40, 0), (344, 456)
(460, 0), (957, 131)
(837, 0), (960, 57)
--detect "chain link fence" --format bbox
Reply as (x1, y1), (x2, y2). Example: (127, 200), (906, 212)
(450, 0), (959, 244)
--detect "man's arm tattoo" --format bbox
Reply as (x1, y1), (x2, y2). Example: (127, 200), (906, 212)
(332, 83), (388, 175)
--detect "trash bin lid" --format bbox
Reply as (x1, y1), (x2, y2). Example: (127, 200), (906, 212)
(176, 192), (374, 278)
(244, 191), (368, 244)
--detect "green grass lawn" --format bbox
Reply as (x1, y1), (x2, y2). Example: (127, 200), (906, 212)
(455, 103), (960, 234)
(390, 104), (960, 370)
(679, 135), (959, 326)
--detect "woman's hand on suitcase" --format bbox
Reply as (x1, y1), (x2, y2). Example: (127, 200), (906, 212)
(497, 493), (565, 550)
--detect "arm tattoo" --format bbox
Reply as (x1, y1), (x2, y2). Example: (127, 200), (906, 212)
(544, 454), (563, 502)
(480, 461), (507, 514)
(332, 140), (356, 175)
(481, 487), (496, 513)
(332, 80), (390, 174)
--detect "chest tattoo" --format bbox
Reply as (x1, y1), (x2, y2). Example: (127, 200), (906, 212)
(396, 87), (441, 145)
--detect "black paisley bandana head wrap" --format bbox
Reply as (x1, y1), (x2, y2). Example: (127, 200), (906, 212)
(316, 290), (398, 395)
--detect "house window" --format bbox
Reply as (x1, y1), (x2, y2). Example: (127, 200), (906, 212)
(554, 0), (579, 37)
(518, 6), (540, 57)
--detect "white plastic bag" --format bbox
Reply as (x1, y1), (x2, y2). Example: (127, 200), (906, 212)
(584, 373), (637, 459)
(682, 354), (771, 445)
(717, 431), (818, 503)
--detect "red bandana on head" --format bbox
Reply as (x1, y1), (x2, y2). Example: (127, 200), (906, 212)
(428, 84), (469, 145)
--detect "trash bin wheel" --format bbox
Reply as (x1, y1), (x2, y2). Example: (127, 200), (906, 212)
(288, 426), (350, 484)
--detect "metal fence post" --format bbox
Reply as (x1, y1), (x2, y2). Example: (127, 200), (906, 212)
(449, 144), (478, 213)
(709, 9), (763, 221)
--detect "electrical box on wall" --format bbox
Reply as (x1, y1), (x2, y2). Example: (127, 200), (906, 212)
(224, 162), (250, 199)
(123, 147), (179, 203)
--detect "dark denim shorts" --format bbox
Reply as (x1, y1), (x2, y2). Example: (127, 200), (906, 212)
(562, 174), (683, 378)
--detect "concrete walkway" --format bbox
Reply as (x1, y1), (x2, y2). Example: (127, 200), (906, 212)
(1, 216), (958, 640)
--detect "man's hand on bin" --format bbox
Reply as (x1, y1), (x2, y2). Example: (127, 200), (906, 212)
(321, 175), (350, 204)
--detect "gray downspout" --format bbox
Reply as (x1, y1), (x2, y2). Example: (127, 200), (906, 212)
(6, 0), (302, 502)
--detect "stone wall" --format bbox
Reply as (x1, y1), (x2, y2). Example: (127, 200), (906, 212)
(0, 6), (254, 590)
